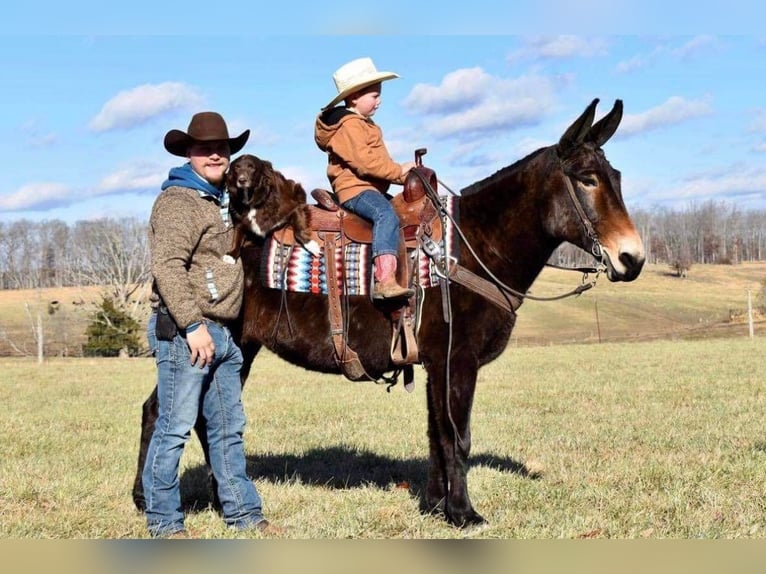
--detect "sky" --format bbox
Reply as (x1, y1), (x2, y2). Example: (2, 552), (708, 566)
(1, 6), (765, 224)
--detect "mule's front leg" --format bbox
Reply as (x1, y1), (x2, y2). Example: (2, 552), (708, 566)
(425, 361), (486, 528)
(425, 378), (448, 515)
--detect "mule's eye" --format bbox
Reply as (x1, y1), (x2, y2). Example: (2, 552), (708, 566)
(579, 173), (598, 187)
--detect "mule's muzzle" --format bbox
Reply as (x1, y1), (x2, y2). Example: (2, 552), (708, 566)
(604, 249), (645, 282)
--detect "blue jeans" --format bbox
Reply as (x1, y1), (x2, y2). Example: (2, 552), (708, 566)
(142, 314), (264, 537)
(342, 190), (400, 259)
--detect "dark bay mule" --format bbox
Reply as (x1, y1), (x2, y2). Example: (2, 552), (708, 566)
(133, 98), (645, 528)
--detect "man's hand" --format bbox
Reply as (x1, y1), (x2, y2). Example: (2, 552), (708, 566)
(187, 323), (215, 368)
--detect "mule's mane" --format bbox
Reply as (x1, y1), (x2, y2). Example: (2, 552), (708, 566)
(459, 147), (550, 197)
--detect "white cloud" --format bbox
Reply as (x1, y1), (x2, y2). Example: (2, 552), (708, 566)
(403, 68), (557, 140)
(615, 55), (649, 74)
(1, 160), (168, 212)
(403, 67), (490, 114)
(428, 98), (548, 139)
(89, 82), (206, 132)
(96, 161), (166, 193)
(507, 35), (609, 63)
(618, 96), (713, 137)
(655, 164), (766, 203)
(672, 35), (718, 60)
(615, 43), (666, 74)
(0, 182), (73, 211)
(616, 37), (716, 75)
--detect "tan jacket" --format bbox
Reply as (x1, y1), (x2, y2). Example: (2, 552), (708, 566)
(314, 107), (406, 204)
(149, 186), (244, 329)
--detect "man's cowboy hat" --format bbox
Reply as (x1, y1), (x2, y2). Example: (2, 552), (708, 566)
(323, 57), (399, 110)
(164, 111), (250, 157)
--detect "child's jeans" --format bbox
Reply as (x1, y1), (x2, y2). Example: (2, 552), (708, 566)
(342, 190), (399, 259)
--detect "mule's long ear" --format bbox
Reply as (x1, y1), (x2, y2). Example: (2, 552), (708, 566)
(558, 98), (599, 156)
(586, 99), (623, 147)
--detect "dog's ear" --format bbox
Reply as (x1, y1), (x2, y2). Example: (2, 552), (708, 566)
(225, 160), (236, 190)
(291, 181), (307, 203)
(258, 159), (279, 193)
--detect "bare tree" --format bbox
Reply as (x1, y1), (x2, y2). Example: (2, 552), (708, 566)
(69, 217), (151, 319)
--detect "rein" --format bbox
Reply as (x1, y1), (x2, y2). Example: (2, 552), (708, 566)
(412, 166), (607, 452)
(414, 169), (606, 310)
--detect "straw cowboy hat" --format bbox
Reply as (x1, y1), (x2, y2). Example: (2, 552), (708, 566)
(164, 111), (250, 157)
(323, 57), (400, 110)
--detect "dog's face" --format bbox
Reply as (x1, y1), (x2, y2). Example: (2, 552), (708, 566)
(226, 153), (311, 241)
(226, 154), (273, 210)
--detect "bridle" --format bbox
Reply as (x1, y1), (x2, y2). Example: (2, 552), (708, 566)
(413, 167), (607, 309)
(560, 160), (609, 269)
(412, 166), (608, 448)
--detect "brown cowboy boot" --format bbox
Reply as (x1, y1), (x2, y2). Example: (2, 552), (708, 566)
(373, 277), (415, 300)
(373, 254), (414, 300)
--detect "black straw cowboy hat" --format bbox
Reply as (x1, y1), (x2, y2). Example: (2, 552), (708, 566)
(163, 111), (250, 157)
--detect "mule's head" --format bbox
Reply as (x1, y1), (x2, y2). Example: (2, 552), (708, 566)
(553, 99), (645, 282)
(226, 153), (274, 211)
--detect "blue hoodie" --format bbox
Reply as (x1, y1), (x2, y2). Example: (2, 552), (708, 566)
(161, 162), (224, 203)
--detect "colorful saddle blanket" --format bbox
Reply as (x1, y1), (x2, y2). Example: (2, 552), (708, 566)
(260, 195), (459, 296)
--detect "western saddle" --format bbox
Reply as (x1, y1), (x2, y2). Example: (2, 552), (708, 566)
(270, 149), (443, 390)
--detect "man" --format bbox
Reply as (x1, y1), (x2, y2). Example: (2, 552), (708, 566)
(142, 111), (277, 538)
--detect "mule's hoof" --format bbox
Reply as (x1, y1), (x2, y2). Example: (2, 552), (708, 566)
(449, 509), (487, 529)
(222, 255), (236, 264)
(461, 520), (490, 537)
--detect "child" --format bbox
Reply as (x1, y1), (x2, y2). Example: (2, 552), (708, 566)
(314, 57), (416, 300)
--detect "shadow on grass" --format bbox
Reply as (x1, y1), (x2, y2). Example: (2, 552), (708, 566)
(179, 445), (538, 514)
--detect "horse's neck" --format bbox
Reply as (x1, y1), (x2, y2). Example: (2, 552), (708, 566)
(457, 169), (557, 291)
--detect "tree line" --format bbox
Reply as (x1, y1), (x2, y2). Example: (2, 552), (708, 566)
(0, 217), (151, 358)
(551, 200), (766, 270)
(0, 217), (150, 295)
(2, 200), (766, 293)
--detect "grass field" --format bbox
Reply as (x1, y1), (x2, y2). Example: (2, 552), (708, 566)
(2, 261), (766, 539)
(2, 335), (766, 539)
(1, 262), (764, 358)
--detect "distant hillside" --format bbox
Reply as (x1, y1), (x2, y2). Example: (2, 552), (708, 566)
(511, 261), (766, 345)
(0, 263), (764, 357)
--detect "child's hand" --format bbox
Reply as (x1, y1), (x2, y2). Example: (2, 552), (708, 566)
(400, 161), (416, 177)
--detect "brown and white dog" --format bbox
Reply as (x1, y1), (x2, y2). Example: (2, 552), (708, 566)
(224, 154), (317, 261)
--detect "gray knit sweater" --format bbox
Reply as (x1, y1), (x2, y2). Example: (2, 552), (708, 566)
(149, 186), (243, 329)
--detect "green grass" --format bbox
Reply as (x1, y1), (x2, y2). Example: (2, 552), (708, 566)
(3, 337), (766, 539)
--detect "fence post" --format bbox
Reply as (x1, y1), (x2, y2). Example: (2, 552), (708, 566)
(595, 298), (602, 344)
(37, 311), (44, 364)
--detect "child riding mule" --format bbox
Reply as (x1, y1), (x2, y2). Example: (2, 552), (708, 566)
(133, 99), (645, 528)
